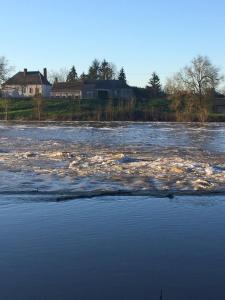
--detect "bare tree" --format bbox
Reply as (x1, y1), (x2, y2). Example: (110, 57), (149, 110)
(48, 67), (69, 83)
(0, 57), (12, 120)
(165, 55), (224, 121)
(178, 55), (223, 105)
(220, 86), (225, 96)
(0, 56), (13, 85)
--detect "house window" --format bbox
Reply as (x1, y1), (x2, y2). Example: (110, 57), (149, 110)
(29, 88), (33, 94)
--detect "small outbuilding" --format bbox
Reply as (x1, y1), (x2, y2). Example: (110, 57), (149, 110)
(214, 97), (225, 113)
(51, 80), (134, 100)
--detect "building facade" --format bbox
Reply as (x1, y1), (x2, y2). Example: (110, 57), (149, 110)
(214, 97), (225, 113)
(2, 68), (52, 98)
(51, 80), (134, 100)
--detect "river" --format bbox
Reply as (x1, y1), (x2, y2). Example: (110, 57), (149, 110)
(0, 122), (225, 299)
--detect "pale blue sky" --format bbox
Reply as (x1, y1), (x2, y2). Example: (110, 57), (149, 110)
(1, 0), (225, 87)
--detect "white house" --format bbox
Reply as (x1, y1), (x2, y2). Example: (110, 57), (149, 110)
(2, 68), (52, 98)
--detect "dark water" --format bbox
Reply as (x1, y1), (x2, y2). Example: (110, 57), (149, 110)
(1, 122), (225, 299)
(1, 195), (225, 300)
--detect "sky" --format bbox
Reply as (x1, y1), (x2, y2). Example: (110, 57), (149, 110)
(1, 0), (225, 87)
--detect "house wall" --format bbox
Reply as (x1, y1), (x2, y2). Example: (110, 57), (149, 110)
(51, 90), (82, 99)
(2, 84), (51, 98)
(214, 98), (225, 113)
(25, 85), (42, 97)
(215, 106), (225, 113)
(118, 88), (134, 100)
(82, 90), (95, 99)
(51, 87), (134, 100)
(2, 85), (25, 97)
(97, 88), (133, 100)
(42, 85), (52, 98)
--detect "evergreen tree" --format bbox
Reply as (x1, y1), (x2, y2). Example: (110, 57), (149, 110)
(66, 66), (78, 82)
(99, 59), (115, 80)
(99, 59), (109, 80)
(88, 59), (100, 80)
(80, 72), (88, 80)
(147, 72), (162, 96)
(118, 67), (127, 84)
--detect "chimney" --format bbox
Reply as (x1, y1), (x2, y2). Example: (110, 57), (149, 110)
(24, 68), (27, 76)
(43, 68), (47, 79)
(54, 77), (58, 83)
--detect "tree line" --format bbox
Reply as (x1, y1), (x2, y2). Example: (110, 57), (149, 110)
(53, 60), (161, 97)
(0, 55), (224, 122)
(51, 59), (127, 84)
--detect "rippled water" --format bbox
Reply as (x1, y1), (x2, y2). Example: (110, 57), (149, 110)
(1, 122), (225, 299)
(1, 122), (225, 195)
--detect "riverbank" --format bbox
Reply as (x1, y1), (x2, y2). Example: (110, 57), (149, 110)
(1, 98), (225, 122)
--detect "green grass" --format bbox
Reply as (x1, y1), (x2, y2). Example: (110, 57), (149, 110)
(0, 97), (224, 122)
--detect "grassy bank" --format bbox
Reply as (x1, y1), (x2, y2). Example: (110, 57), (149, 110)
(0, 97), (224, 122)
(0, 97), (171, 121)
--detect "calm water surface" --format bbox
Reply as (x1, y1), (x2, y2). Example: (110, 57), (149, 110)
(1, 196), (225, 300)
(1, 122), (225, 299)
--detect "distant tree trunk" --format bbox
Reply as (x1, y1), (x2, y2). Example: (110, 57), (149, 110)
(4, 100), (9, 121)
(1, 99), (10, 121)
(37, 99), (41, 121)
(33, 97), (43, 121)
